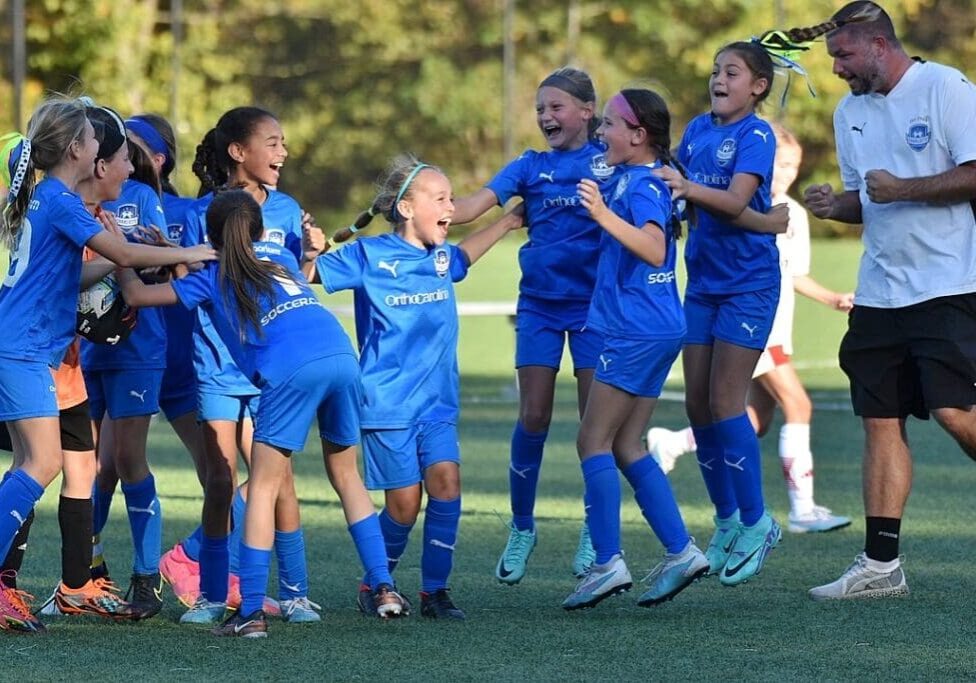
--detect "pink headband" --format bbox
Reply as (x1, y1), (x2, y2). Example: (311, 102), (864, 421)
(609, 92), (640, 127)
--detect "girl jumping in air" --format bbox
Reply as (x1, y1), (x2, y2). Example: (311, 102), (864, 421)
(562, 89), (708, 610)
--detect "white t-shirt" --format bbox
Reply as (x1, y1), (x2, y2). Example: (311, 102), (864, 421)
(834, 60), (976, 308)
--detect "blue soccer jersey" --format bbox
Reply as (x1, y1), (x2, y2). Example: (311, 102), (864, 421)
(172, 242), (352, 387)
(82, 179), (168, 370)
(487, 141), (614, 302)
(677, 112), (778, 294)
(587, 164), (685, 340)
(0, 177), (102, 366)
(316, 233), (470, 429)
(183, 189), (305, 395)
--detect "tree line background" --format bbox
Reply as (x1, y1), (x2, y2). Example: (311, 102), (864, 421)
(0, 0), (971, 234)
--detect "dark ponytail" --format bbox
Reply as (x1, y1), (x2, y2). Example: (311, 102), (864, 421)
(206, 189), (290, 339)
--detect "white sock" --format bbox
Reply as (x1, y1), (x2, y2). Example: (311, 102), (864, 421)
(779, 423), (814, 516)
(864, 555), (900, 573)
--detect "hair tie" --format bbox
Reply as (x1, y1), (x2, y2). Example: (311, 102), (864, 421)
(608, 93), (640, 127)
(3, 136), (31, 203)
(752, 30), (818, 102)
(392, 163), (430, 220)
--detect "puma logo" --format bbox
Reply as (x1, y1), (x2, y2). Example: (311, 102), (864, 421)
(740, 322), (758, 337)
(697, 457), (715, 471)
(851, 122), (867, 135)
(538, 171), (555, 182)
(429, 539), (456, 551)
(599, 354), (612, 371)
(724, 456), (746, 471)
(686, 143), (695, 155)
(752, 128), (770, 143)
(378, 260), (399, 278)
(648, 183), (661, 197)
(509, 463), (532, 479)
(127, 504), (157, 516)
(129, 389), (147, 402)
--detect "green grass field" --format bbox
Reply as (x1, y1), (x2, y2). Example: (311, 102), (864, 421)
(5, 237), (976, 681)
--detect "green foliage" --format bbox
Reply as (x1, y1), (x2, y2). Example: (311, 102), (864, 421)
(2, 0), (974, 234)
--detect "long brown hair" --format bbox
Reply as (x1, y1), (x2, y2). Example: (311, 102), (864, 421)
(205, 189), (290, 339)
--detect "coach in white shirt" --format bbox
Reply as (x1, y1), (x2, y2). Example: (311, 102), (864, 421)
(803, 0), (976, 601)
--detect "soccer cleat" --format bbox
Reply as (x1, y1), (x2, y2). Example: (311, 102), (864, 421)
(125, 572), (164, 620)
(572, 522), (596, 579)
(809, 553), (909, 601)
(788, 505), (852, 534)
(356, 583), (376, 616)
(419, 588), (465, 620)
(637, 540), (709, 607)
(280, 596), (322, 623)
(646, 427), (691, 475)
(372, 583), (406, 619)
(38, 587), (64, 617)
(179, 597), (228, 624)
(0, 573), (45, 634)
(562, 553), (633, 610)
(212, 609), (268, 638)
(160, 542), (200, 607)
(495, 524), (537, 585)
(719, 513), (782, 587)
(53, 579), (138, 620)
(704, 511), (741, 575)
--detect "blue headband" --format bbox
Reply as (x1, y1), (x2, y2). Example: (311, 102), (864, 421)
(392, 163), (430, 220)
(125, 117), (172, 170)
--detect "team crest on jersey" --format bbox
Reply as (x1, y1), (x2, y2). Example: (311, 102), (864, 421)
(590, 153), (614, 180)
(115, 204), (138, 231)
(166, 223), (183, 243)
(715, 138), (737, 167)
(263, 228), (286, 246)
(906, 117), (931, 152)
(612, 173), (630, 202)
(433, 248), (450, 278)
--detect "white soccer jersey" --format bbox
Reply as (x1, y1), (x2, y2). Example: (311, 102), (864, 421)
(834, 60), (976, 308)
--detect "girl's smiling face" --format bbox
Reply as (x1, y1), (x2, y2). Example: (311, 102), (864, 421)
(399, 169), (455, 248)
(597, 100), (639, 167)
(536, 86), (594, 152)
(709, 50), (768, 125)
(228, 116), (288, 189)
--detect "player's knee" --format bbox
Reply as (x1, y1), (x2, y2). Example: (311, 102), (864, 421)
(519, 407), (552, 433)
(387, 493), (421, 525)
(425, 464), (460, 500)
(933, 407), (976, 444)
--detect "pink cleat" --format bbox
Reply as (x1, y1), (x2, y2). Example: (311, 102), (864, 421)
(227, 573), (281, 617)
(160, 542), (201, 608)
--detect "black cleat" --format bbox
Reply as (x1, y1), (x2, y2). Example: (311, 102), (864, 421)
(125, 572), (163, 620)
(420, 589), (465, 620)
(212, 609), (268, 638)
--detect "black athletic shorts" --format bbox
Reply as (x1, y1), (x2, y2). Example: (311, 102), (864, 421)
(0, 400), (93, 452)
(839, 293), (976, 419)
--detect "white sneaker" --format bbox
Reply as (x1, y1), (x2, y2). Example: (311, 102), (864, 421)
(646, 428), (692, 474)
(809, 553), (909, 601)
(788, 505), (852, 534)
(562, 553), (632, 610)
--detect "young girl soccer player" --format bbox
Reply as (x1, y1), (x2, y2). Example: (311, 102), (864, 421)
(2, 112), (139, 624)
(0, 96), (214, 633)
(82, 109), (175, 619)
(119, 188), (406, 637)
(313, 156), (524, 619)
(561, 89), (708, 610)
(648, 123), (853, 534)
(452, 67), (611, 583)
(654, 37), (789, 586)
(160, 107), (324, 625)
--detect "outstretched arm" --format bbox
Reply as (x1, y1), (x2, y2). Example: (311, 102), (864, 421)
(458, 203), (524, 265)
(116, 268), (180, 308)
(793, 274), (854, 312)
(452, 188), (500, 225)
(733, 203), (789, 234)
(654, 167), (760, 220)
